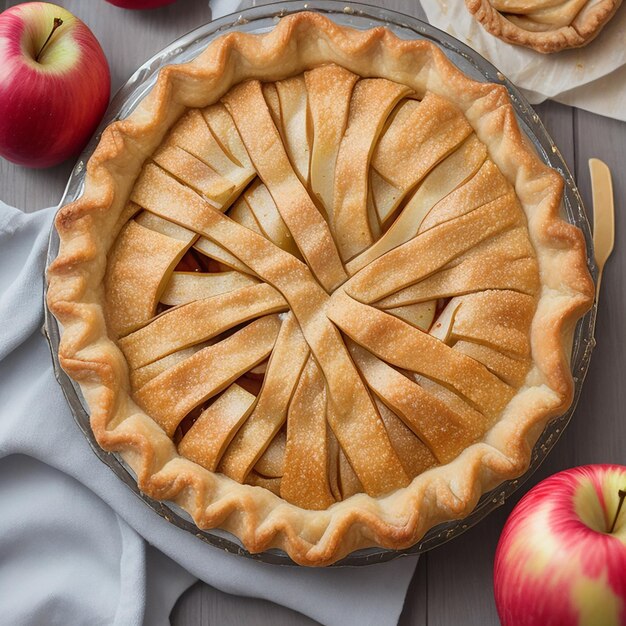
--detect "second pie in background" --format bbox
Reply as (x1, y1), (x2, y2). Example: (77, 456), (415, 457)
(465, 0), (623, 53)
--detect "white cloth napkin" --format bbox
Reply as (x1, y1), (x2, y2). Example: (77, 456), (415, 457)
(421, 0), (626, 120)
(0, 202), (418, 625)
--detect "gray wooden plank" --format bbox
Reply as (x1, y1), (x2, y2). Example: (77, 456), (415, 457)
(170, 581), (320, 626)
(572, 108), (626, 467)
(535, 99), (575, 172)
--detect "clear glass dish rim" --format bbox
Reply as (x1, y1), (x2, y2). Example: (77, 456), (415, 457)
(43, 0), (598, 567)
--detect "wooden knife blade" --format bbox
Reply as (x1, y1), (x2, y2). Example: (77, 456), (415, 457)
(589, 158), (615, 298)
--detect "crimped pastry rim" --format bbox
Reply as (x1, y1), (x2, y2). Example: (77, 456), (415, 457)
(46, 11), (594, 566)
(465, 0), (623, 53)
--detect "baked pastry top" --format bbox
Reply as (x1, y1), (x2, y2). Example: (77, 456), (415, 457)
(47, 12), (594, 565)
(465, 0), (623, 52)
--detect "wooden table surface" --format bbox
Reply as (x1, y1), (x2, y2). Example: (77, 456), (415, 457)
(3, 0), (624, 624)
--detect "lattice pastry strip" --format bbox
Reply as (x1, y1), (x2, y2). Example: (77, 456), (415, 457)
(370, 92), (473, 224)
(104, 213), (197, 338)
(338, 448), (364, 500)
(453, 341), (531, 388)
(242, 181), (302, 258)
(178, 383), (257, 472)
(245, 472), (281, 496)
(261, 83), (282, 129)
(349, 342), (488, 463)
(347, 134), (488, 274)
(119, 283), (287, 369)
(134, 314), (282, 436)
(281, 356), (336, 510)
(193, 237), (254, 275)
(345, 191), (522, 305)
(418, 160), (512, 234)
(134, 207), (197, 240)
(152, 145), (236, 209)
(219, 312), (309, 483)
(228, 196), (263, 234)
(222, 80), (347, 292)
(375, 399), (439, 479)
(253, 431), (286, 478)
(130, 343), (211, 390)
(305, 65), (358, 219)
(449, 290), (536, 357)
(412, 373), (492, 431)
(159, 271), (258, 307)
(377, 233), (539, 307)
(201, 103), (253, 172)
(161, 109), (254, 195)
(274, 76), (312, 186)
(332, 78), (410, 261)
(331, 291), (514, 420)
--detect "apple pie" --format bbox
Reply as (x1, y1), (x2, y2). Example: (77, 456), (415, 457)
(47, 12), (594, 565)
(465, 0), (623, 53)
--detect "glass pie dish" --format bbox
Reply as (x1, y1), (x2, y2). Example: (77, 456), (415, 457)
(43, 0), (598, 566)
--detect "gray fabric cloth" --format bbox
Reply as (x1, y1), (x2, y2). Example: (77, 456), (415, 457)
(0, 203), (418, 626)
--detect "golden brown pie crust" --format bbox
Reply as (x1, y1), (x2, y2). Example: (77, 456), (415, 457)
(465, 0), (623, 53)
(47, 12), (594, 566)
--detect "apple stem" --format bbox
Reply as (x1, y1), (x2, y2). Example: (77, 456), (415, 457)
(609, 489), (626, 534)
(35, 17), (64, 63)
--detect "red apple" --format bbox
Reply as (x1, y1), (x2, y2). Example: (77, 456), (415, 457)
(494, 465), (626, 626)
(105, 0), (177, 8)
(0, 3), (110, 168)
